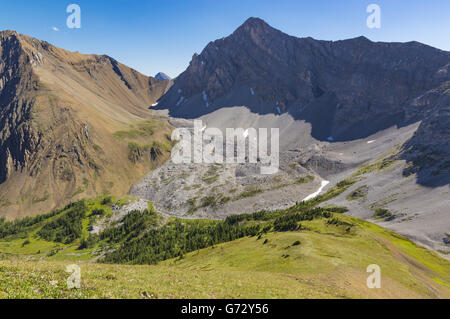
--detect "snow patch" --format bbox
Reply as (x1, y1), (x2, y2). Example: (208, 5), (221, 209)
(367, 140), (376, 144)
(202, 91), (209, 108)
(303, 180), (330, 202)
(176, 96), (185, 106)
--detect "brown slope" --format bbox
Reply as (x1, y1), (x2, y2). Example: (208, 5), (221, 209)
(0, 31), (172, 218)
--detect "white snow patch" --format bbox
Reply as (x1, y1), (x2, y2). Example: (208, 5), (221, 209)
(243, 129), (249, 138)
(151, 102), (159, 107)
(176, 96), (185, 106)
(367, 140), (376, 144)
(303, 180), (330, 202)
(202, 91), (209, 108)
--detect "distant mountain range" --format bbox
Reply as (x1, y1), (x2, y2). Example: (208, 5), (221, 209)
(155, 72), (171, 81)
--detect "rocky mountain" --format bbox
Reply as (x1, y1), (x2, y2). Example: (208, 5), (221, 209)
(156, 17), (450, 184)
(146, 18), (450, 254)
(0, 31), (172, 218)
(155, 72), (171, 81)
(0, 19), (448, 254)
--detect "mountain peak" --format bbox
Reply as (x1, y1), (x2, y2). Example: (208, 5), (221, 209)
(155, 72), (171, 81)
(348, 35), (372, 43)
(0, 30), (19, 37)
(235, 17), (275, 35)
(0, 30), (22, 45)
(0, 30), (50, 56)
(241, 17), (269, 28)
(226, 17), (285, 46)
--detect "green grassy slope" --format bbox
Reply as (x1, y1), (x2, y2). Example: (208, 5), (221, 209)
(0, 172), (449, 299)
(0, 211), (449, 299)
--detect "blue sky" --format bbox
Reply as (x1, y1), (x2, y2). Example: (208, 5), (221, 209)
(1, 0), (449, 78)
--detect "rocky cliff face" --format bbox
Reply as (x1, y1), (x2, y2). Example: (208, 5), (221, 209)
(0, 31), (172, 218)
(401, 79), (450, 186)
(0, 32), (42, 184)
(156, 17), (450, 184)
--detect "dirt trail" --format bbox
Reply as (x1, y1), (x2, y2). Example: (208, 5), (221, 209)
(372, 233), (450, 298)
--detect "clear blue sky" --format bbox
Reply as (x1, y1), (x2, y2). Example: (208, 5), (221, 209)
(1, 0), (449, 78)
